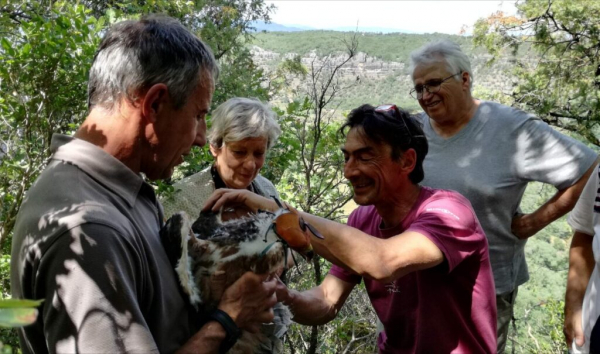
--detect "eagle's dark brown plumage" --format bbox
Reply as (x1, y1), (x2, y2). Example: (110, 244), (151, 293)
(160, 209), (302, 353)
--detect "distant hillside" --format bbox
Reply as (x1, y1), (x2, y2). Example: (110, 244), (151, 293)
(250, 20), (313, 32)
(251, 30), (481, 61)
(248, 31), (534, 112)
(250, 20), (418, 34)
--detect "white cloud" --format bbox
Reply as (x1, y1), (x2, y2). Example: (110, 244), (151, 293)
(267, 1), (518, 34)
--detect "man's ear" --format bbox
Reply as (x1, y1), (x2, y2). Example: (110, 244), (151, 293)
(461, 72), (471, 91)
(141, 83), (169, 123)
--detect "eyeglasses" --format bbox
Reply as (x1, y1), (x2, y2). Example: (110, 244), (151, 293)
(409, 72), (462, 100)
(374, 104), (424, 144)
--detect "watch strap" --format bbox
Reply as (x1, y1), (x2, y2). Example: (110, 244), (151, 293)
(209, 309), (241, 353)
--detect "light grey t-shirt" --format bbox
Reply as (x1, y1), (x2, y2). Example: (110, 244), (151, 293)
(418, 101), (597, 294)
(11, 135), (193, 353)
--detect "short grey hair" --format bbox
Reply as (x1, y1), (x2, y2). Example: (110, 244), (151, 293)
(88, 14), (219, 110)
(208, 98), (281, 149)
(409, 40), (473, 89)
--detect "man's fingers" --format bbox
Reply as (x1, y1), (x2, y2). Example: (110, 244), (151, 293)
(574, 324), (585, 347)
(273, 275), (290, 301)
(574, 334), (585, 347)
(253, 307), (275, 324)
(263, 277), (278, 294)
(564, 326), (573, 347)
(243, 271), (270, 284)
(237, 271), (272, 296)
(265, 292), (277, 308)
(564, 312), (586, 348)
(244, 322), (262, 334)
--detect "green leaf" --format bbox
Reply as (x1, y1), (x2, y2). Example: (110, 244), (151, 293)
(0, 308), (38, 327)
(21, 43), (32, 56)
(0, 299), (43, 309)
(0, 38), (11, 53)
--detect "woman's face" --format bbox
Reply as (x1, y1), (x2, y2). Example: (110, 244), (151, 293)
(211, 136), (268, 189)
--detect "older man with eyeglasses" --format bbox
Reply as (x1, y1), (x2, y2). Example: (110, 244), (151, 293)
(409, 40), (598, 353)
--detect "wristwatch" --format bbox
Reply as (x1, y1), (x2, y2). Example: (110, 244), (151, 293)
(209, 309), (242, 353)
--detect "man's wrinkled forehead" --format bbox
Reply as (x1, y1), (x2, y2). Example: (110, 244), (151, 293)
(412, 58), (450, 81)
(341, 127), (386, 155)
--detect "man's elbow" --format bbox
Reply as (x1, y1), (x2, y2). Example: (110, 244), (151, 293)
(563, 162), (600, 209)
(356, 249), (442, 283)
(553, 181), (588, 215)
(369, 273), (398, 283)
(356, 258), (403, 283)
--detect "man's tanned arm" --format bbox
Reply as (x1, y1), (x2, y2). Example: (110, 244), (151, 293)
(512, 161), (598, 239)
(563, 231), (595, 348)
(275, 275), (355, 326)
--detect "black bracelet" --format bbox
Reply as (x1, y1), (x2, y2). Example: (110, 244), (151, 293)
(209, 309), (242, 354)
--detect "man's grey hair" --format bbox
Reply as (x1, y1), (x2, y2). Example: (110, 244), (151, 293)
(409, 40), (473, 89)
(88, 14), (219, 110)
(208, 97), (281, 149)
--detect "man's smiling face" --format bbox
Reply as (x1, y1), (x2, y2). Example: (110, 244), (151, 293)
(412, 62), (468, 125)
(342, 127), (405, 207)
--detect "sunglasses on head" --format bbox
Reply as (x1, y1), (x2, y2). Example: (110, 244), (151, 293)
(374, 104), (424, 143)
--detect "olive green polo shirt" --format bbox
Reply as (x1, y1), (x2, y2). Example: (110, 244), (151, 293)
(11, 134), (193, 353)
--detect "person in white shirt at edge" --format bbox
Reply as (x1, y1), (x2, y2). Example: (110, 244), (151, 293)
(565, 163), (600, 354)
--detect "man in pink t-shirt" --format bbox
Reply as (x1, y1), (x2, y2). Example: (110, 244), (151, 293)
(203, 104), (497, 353)
(331, 187), (496, 353)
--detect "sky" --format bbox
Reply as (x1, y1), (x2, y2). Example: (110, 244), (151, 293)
(266, 1), (519, 35)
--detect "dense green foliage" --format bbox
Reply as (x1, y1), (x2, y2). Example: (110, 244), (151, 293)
(474, 0), (600, 147)
(251, 30), (478, 61)
(0, 1), (102, 255)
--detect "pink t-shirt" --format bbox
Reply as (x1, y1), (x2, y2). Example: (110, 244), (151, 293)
(330, 186), (496, 353)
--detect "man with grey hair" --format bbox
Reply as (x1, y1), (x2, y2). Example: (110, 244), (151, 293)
(409, 40), (598, 353)
(11, 15), (277, 354)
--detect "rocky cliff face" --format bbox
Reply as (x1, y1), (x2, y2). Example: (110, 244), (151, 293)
(252, 45), (405, 79)
(251, 45), (522, 110)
